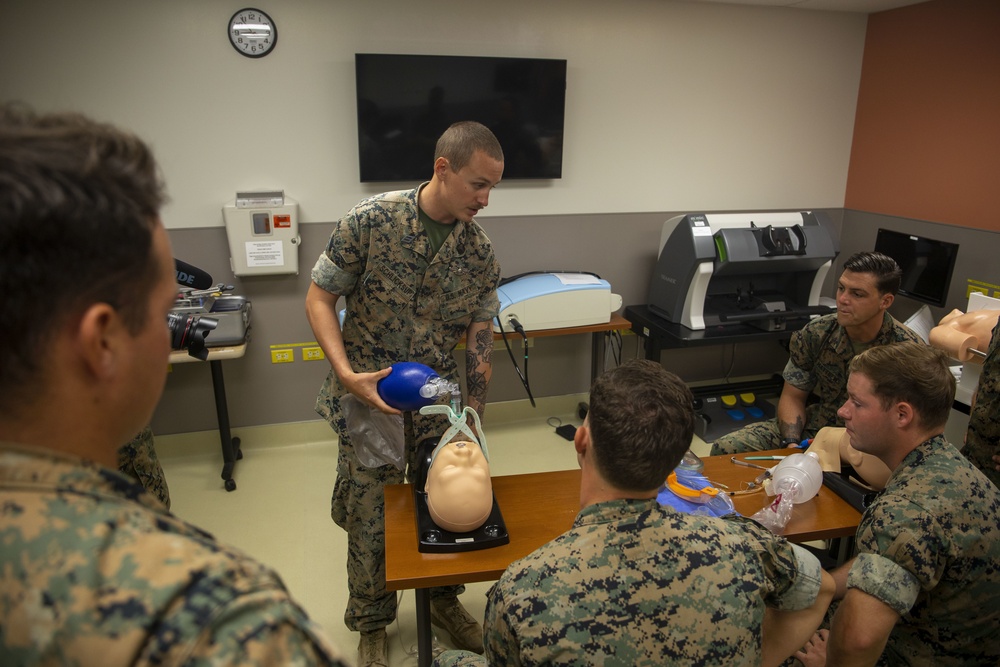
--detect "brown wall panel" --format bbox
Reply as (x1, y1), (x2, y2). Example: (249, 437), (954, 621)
(846, 0), (1000, 231)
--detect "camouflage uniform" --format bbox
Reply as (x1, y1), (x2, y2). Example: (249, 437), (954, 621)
(311, 184), (501, 632)
(117, 425), (170, 509)
(434, 501), (824, 667)
(711, 312), (921, 455)
(0, 443), (348, 666)
(847, 435), (1000, 665)
(964, 320), (1000, 488)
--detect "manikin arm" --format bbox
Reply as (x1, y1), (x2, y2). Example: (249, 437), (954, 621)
(305, 283), (397, 414)
(762, 569), (836, 667)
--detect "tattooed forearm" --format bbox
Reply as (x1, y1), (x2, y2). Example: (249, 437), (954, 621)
(465, 324), (494, 418)
(779, 416), (804, 440)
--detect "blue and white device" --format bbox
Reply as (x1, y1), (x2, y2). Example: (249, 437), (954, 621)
(493, 273), (623, 332)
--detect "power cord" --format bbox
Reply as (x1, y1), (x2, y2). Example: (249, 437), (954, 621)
(604, 329), (623, 369)
(497, 315), (535, 407)
(722, 341), (737, 383)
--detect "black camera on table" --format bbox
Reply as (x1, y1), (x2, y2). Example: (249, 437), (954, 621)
(168, 294), (252, 362)
(167, 311), (218, 361)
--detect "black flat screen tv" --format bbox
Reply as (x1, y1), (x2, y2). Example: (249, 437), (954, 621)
(873, 228), (959, 307)
(354, 53), (567, 182)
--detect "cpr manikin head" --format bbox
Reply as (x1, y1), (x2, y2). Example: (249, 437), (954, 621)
(929, 309), (1000, 361)
(425, 439), (493, 533)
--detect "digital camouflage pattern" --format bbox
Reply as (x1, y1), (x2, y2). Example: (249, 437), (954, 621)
(0, 444), (347, 666)
(117, 425), (170, 509)
(965, 320), (1000, 488)
(435, 500), (823, 667)
(311, 184), (500, 632)
(711, 312), (921, 455)
(849, 435), (1000, 665)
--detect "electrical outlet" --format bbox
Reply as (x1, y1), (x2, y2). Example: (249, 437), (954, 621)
(302, 347), (325, 361)
(271, 349), (294, 364)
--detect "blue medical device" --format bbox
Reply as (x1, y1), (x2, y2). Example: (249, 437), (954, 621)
(493, 273), (622, 332)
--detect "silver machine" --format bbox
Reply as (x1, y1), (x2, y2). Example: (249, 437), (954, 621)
(647, 211), (839, 332)
(171, 291), (252, 347)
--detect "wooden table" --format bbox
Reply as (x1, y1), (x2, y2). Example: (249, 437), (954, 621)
(384, 449), (860, 666)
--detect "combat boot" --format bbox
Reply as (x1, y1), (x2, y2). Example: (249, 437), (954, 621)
(358, 628), (388, 667)
(430, 597), (484, 653)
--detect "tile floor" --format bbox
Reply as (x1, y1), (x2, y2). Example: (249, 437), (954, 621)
(157, 394), (712, 666)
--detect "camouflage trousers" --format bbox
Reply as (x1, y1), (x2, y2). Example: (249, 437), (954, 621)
(710, 419), (789, 456)
(117, 425), (170, 509)
(330, 410), (464, 633)
(432, 650), (485, 666)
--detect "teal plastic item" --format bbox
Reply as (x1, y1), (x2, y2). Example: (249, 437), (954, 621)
(656, 468), (736, 518)
(377, 362), (440, 411)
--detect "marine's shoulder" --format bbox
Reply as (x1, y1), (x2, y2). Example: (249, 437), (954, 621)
(884, 314), (921, 342)
(350, 187), (419, 219)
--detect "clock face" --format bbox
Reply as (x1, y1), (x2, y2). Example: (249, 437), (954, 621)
(228, 8), (277, 58)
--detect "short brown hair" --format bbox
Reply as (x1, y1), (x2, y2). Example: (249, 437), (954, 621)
(587, 359), (695, 492)
(849, 342), (955, 430)
(0, 104), (166, 407)
(434, 121), (504, 171)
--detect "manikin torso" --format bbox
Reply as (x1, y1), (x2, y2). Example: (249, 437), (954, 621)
(929, 309), (1000, 361)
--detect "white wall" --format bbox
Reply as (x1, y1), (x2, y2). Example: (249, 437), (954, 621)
(2, 0), (867, 228)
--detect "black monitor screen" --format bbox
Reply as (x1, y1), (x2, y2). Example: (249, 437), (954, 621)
(355, 53), (567, 182)
(873, 228), (959, 307)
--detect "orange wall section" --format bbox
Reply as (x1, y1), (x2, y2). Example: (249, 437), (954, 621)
(845, 0), (1000, 231)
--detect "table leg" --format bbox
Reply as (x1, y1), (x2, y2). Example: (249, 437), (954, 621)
(209, 359), (241, 492)
(590, 331), (602, 382)
(836, 535), (855, 565)
(415, 587), (432, 667)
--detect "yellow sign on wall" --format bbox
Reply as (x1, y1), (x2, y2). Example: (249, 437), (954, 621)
(967, 279), (1000, 299)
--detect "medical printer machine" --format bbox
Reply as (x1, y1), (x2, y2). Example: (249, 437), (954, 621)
(647, 211), (838, 331)
(493, 273), (623, 333)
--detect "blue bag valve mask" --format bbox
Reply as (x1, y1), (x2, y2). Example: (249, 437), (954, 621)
(377, 361), (459, 411)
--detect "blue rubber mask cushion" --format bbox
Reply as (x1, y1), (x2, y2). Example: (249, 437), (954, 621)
(657, 468), (736, 517)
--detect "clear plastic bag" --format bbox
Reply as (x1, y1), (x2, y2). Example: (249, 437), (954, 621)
(340, 394), (406, 471)
(750, 482), (802, 532)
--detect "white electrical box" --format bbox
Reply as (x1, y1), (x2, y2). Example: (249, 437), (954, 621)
(222, 191), (300, 276)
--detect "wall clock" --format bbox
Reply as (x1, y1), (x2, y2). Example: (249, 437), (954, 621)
(228, 8), (277, 58)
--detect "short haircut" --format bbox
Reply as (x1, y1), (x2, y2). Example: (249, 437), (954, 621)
(842, 251), (903, 296)
(587, 359), (695, 492)
(434, 121), (504, 171)
(0, 104), (166, 406)
(849, 342), (955, 431)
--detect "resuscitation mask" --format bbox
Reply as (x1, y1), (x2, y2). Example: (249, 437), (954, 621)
(419, 403), (493, 533)
(656, 467), (735, 518)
